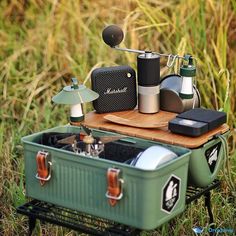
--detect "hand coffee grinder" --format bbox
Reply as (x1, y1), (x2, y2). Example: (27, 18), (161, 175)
(102, 25), (160, 114)
(102, 25), (200, 114)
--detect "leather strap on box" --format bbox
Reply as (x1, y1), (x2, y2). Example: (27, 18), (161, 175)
(36, 151), (49, 186)
(106, 168), (122, 206)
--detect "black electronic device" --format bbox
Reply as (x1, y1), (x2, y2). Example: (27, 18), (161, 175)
(169, 108), (227, 137)
(169, 118), (208, 137)
(91, 65), (137, 113)
(177, 108), (227, 130)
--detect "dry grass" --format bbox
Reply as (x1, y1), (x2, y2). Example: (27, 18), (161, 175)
(0, 0), (235, 235)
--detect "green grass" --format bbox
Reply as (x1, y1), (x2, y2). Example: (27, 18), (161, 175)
(0, 0), (236, 235)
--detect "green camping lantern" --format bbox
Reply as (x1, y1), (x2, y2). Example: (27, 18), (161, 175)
(52, 78), (99, 123)
(179, 56), (196, 99)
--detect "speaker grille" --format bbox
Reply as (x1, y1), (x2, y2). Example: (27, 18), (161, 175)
(91, 66), (137, 113)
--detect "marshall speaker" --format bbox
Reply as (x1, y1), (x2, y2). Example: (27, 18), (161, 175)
(91, 65), (137, 113)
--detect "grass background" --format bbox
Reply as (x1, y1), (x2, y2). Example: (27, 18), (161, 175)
(0, 0), (235, 235)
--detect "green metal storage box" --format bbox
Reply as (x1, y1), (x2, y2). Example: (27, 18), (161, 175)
(188, 131), (230, 187)
(22, 125), (191, 230)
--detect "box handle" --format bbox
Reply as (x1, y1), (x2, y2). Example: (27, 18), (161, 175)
(106, 168), (124, 206)
(35, 151), (52, 186)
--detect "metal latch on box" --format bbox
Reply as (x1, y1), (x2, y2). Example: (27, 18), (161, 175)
(35, 151), (52, 186)
(106, 168), (124, 206)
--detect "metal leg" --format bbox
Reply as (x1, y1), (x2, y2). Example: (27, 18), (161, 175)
(204, 191), (215, 236)
(205, 191), (214, 224)
(28, 217), (36, 236)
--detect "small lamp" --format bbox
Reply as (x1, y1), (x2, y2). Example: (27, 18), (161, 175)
(52, 78), (99, 124)
(179, 56), (196, 99)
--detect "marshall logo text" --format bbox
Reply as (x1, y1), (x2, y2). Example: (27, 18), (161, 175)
(104, 87), (128, 95)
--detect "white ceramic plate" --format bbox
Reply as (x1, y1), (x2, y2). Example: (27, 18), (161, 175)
(131, 145), (177, 170)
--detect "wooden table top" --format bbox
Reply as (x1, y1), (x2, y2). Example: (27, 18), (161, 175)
(84, 109), (229, 149)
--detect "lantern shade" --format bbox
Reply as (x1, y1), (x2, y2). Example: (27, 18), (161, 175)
(52, 84), (99, 105)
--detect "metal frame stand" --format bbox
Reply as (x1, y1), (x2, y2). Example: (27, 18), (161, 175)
(17, 180), (220, 236)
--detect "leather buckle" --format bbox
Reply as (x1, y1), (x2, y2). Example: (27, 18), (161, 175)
(106, 168), (124, 206)
(35, 151), (52, 186)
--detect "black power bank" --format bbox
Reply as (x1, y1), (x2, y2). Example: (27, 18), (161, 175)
(169, 108), (227, 137)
